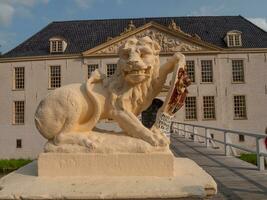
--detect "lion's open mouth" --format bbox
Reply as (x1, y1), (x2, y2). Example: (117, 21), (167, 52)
(124, 67), (151, 76)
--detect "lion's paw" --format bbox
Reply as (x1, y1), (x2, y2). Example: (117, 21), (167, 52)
(144, 130), (169, 147)
(152, 133), (169, 147)
(78, 135), (96, 150)
(145, 135), (160, 147)
(172, 52), (185, 62)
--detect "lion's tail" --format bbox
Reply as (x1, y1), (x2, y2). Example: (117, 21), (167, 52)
(84, 70), (103, 130)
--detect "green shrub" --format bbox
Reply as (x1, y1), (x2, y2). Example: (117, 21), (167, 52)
(239, 153), (266, 166)
(0, 159), (32, 174)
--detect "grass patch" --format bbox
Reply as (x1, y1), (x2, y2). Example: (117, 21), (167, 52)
(239, 153), (266, 166)
(0, 159), (32, 174)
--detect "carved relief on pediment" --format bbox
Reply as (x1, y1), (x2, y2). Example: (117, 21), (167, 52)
(95, 28), (203, 55)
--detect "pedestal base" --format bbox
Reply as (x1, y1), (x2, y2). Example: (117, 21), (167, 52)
(0, 157), (217, 199)
(38, 152), (174, 177)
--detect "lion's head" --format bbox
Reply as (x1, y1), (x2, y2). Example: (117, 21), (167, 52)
(107, 36), (161, 114)
(117, 36), (160, 85)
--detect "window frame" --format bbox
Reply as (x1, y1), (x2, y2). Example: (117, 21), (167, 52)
(228, 34), (234, 46)
(186, 60), (196, 84)
(13, 100), (25, 125)
(184, 96), (198, 121)
(231, 59), (245, 84)
(226, 32), (242, 47)
(57, 40), (63, 52)
(13, 66), (25, 90)
(201, 60), (213, 83)
(49, 39), (65, 53)
(48, 65), (61, 89)
(106, 63), (117, 78)
(202, 96), (216, 120)
(233, 95), (247, 120)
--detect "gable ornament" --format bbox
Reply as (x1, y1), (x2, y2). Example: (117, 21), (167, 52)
(96, 28), (202, 54)
(120, 20), (136, 35)
(168, 19), (192, 38)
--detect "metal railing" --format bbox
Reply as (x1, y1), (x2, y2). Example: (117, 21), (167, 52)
(171, 121), (267, 171)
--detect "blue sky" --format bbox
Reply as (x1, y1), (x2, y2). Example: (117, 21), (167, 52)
(1, 0), (267, 54)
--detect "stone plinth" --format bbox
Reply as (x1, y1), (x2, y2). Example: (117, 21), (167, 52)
(38, 152), (174, 177)
(0, 157), (217, 199)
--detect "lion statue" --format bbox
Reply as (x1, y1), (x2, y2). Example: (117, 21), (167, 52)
(35, 36), (186, 152)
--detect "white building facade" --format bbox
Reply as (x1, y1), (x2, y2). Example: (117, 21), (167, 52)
(0, 16), (267, 158)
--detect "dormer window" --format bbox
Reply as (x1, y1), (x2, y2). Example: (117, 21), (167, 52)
(225, 30), (242, 47)
(49, 37), (67, 53)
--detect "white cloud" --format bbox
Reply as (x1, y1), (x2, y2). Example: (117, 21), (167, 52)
(247, 18), (267, 32)
(75, 0), (94, 9)
(0, 3), (15, 26)
(0, 0), (49, 26)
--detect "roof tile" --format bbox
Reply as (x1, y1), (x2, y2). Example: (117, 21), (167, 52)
(3, 16), (267, 58)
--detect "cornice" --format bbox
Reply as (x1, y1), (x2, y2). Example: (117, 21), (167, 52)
(0, 54), (81, 63)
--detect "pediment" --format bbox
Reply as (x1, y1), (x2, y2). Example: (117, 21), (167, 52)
(83, 22), (221, 56)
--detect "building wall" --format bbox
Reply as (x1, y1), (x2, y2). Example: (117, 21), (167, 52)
(174, 53), (267, 150)
(0, 52), (266, 158)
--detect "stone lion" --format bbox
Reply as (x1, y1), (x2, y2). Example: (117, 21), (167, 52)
(35, 36), (186, 151)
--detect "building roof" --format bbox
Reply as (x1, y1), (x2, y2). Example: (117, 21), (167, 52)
(3, 15), (267, 58)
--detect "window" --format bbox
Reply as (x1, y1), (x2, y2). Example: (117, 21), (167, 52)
(57, 41), (63, 52)
(51, 41), (57, 52)
(107, 64), (117, 77)
(228, 35), (234, 46)
(239, 134), (245, 142)
(203, 96), (216, 120)
(185, 96), (197, 120)
(234, 35), (241, 46)
(232, 60), (244, 83)
(201, 60), (213, 83)
(88, 64), (98, 78)
(16, 139), (22, 148)
(49, 66), (61, 88)
(234, 95), (247, 119)
(13, 101), (25, 124)
(49, 37), (66, 53)
(225, 31), (242, 47)
(14, 67), (25, 89)
(186, 60), (195, 83)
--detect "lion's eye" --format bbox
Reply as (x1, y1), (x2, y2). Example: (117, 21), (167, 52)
(140, 53), (145, 58)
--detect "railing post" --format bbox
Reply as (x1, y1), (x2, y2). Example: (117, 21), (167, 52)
(205, 128), (210, 147)
(170, 121), (173, 135)
(184, 125), (187, 138)
(178, 123), (181, 135)
(185, 125), (189, 139)
(193, 126), (198, 142)
(174, 123), (178, 134)
(224, 131), (229, 156)
(179, 124), (182, 136)
(183, 124), (185, 137)
(256, 137), (265, 171)
(224, 132), (237, 156)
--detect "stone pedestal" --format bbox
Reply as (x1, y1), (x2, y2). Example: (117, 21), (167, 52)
(38, 152), (174, 177)
(0, 154), (217, 199)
